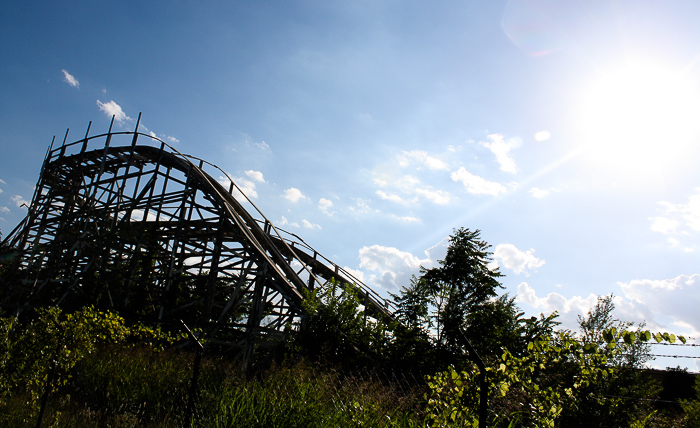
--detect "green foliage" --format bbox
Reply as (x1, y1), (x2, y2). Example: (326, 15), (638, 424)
(2, 343), (422, 427)
(295, 279), (394, 371)
(392, 228), (559, 368)
(680, 376), (700, 428)
(579, 294), (653, 368)
(0, 305), (185, 423)
(417, 228), (504, 355)
(423, 327), (682, 428)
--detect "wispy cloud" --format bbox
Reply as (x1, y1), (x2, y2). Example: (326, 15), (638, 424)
(374, 174), (451, 206)
(302, 219), (321, 229)
(529, 187), (550, 198)
(389, 214), (421, 224)
(376, 190), (407, 204)
(399, 150), (449, 171)
(162, 135), (179, 144)
(529, 187), (558, 198)
(0, 206), (10, 213)
(61, 69), (79, 88)
(480, 133), (520, 173)
(96, 100), (128, 122)
(414, 187), (450, 205)
(277, 216), (299, 228)
(348, 198), (373, 217)
(11, 195), (29, 208)
(319, 198), (335, 215)
(283, 187), (307, 203)
(649, 188), (700, 251)
(450, 167), (509, 196)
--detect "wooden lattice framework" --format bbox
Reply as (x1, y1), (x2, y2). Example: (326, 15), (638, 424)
(1, 117), (393, 359)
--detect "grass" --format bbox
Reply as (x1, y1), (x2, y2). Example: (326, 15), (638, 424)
(0, 344), (424, 427)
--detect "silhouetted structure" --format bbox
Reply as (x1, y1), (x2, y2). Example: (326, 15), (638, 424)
(1, 115), (393, 361)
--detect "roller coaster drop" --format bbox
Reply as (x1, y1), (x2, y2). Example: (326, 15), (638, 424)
(1, 115), (394, 361)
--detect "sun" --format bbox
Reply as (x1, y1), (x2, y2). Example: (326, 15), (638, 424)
(575, 59), (700, 178)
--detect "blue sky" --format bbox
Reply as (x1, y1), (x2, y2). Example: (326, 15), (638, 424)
(2, 0), (700, 369)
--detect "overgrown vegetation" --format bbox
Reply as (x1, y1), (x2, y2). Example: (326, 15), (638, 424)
(1, 227), (699, 427)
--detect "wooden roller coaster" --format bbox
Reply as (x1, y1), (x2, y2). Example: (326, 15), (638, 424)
(1, 115), (394, 361)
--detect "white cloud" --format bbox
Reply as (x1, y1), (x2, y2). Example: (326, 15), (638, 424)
(414, 187), (450, 205)
(130, 209), (158, 222)
(353, 236), (447, 293)
(221, 176), (258, 201)
(235, 178), (258, 200)
(518, 274), (700, 342)
(162, 135), (179, 144)
(376, 190), (408, 204)
(96, 100), (128, 122)
(480, 133), (519, 173)
(283, 187), (306, 203)
(257, 141), (271, 151)
(529, 187), (553, 198)
(451, 168), (509, 196)
(348, 198), (373, 216)
(375, 175), (451, 206)
(245, 170), (265, 183)
(649, 217), (679, 234)
(388, 214), (421, 224)
(492, 243), (545, 275)
(516, 282), (599, 330)
(11, 195), (29, 208)
(342, 266), (366, 284)
(302, 219), (321, 229)
(618, 274), (700, 338)
(400, 150), (450, 171)
(0, 188), (3, 194)
(277, 216), (300, 228)
(0, 179), (6, 184)
(61, 69), (79, 88)
(319, 198), (334, 215)
(649, 189), (700, 249)
(534, 130), (551, 142)
(359, 245), (429, 290)
(0, 206), (10, 213)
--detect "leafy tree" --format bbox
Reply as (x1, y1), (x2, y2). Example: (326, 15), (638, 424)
(392, 228), (558, 367)
(293, 280), (393, 371)
(419, 228), (503, 354)
(578, 293), (652, 368)
(541, 294), (659, 427)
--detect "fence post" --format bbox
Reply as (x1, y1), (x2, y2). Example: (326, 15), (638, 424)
(181, 320), (204, 427)
(457, 329), (488, 428)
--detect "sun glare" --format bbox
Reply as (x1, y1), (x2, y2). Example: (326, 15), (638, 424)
(576, 60), (700, 178)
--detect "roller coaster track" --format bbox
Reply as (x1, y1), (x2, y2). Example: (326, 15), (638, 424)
(1, 116), (394, 359)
